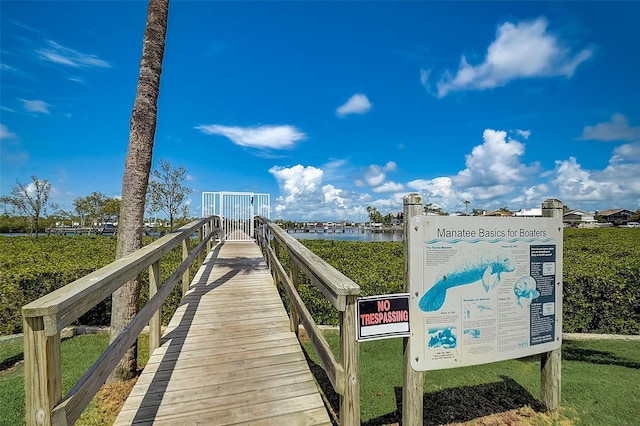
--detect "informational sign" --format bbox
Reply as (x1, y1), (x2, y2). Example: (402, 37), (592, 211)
(408, 216), (562, 371)
(356, 294), (410, 342)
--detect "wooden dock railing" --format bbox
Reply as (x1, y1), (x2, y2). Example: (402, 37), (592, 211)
(22, 216), (219, 426)
(255, 216), (361, 425)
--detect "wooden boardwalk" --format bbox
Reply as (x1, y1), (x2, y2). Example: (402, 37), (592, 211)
(114, 241), (331, 425)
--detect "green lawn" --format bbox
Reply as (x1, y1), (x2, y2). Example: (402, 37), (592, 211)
(2, 332), (638, 425)
(0, 333), (149, 426)
(302, 331), (640, 425)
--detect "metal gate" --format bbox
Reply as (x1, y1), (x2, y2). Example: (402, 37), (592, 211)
(201, 192), (270, 241)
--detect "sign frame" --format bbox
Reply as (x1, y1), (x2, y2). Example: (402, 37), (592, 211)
(408, 215), (563, 371)
(356, 293), (411, 342)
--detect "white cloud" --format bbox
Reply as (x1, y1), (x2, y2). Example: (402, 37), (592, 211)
(0, 124), (18, 139)
(611, 141), (640, 162)
(407, 177), (458, 210)
(336, 94), (372, 117)
(268, 163), (369, 220)
(196, 124), (306, 149)
(509, 184), (550, 207)
(67, 77), (87, 84)
(454, 129), (537, 188)
(432, 17), (592, 97)
(1, 63), (18, 72)
(578, 114), (640, 141)
(20, 99), (51, 114)
(36, 40), (111, 68)
(516, 129), (531, 139)
(265, 132), (639, 221)
(551, 144), (640, 206)
(362, 161), (397, 187)
(373, 181), (404, 193)
(552, 157), (610, 201)
(0, 125), (28, 165)
(269, 164), (324, 205)
(322, 184), (347, 208)
(420, 69), (430, 87)
(406, 129), (545, 211)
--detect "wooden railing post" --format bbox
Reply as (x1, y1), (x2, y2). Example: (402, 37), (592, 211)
(289, 261), (300, 336)
(182, 239), (190, 296)
(149, 260), (162, 353)
(403, 193), (424, 425)
(23, 316), (62, 426)
(272, 238), (280, 285)
(198, 227), (204, 268)
(265, 226), (272, 271)
(541, 198), (563, 411)
(206, 219), (212, 252)
(339, 295), (359, 425)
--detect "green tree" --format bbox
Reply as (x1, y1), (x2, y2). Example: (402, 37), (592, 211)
(629, 209), (640, 222)
(110, 0), (169, 383)
(102, 197), (122, 224)
(49, 203), (73, 227)
(383, 212), (394, 226)
(424, 203), (448, 215)
(73, 192), (120, 226)
(146, 160), (193, 230)
(73, 195), (92, 227)
(424, 202), (434, 214)
(366, 206), (383, 223)
(3, 176), (51, 237)
(74, 192), (107, 226)
(464, 200), (470, 215)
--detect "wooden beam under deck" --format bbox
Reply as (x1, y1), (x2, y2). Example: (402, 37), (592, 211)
(114, 241), (331, 425)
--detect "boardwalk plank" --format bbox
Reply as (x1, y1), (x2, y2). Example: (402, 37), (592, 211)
(131, 394), (328, 425)
(114, 242), (330, 425)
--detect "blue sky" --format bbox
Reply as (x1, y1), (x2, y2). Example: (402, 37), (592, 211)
(1, 1), (639, 221)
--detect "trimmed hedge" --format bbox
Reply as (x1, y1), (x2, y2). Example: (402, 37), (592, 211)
(1, 228), (638, 336)
(0, 236), (198, 335)
(287, 228), (640, 334)
(562, 228), (640, 334)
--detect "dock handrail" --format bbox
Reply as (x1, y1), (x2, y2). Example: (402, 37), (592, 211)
(254, 216), (361, 425)
(22, 216), (219, 425)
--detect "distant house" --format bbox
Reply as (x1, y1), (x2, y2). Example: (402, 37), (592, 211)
(597, 209), (634, 225)
(484, 209), (512, 217)
(513, 208), (542, 217)
(563, 209), (596, 227)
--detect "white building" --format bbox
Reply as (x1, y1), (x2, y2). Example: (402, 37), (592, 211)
(563, 209), (596, 227)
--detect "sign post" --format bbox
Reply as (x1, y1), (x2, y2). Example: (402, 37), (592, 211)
(540, 199), (563, 411)
(403, 196), (563, 421)
(403, 193), (424, 426)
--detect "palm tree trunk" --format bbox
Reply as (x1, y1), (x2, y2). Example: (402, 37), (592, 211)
(109, 0), (169, 382)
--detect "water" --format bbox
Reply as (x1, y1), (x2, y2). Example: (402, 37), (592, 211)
(288, 230), (403, 242)
(3, 230), (405, 242)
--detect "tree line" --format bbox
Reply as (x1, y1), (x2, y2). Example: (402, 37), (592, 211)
(0, 159), (192, 236)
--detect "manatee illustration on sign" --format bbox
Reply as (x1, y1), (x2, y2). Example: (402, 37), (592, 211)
(419, 249), (516, 312)
(513, 275), (540, 308)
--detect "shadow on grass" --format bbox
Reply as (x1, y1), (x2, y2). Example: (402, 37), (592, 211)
(0, 334), (78, 372)
(562, 340), (640, 369)
(302, 346), (544, 426)
(0, 354), (23, 371)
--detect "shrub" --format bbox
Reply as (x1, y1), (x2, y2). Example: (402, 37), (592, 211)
(287, 229), (640, 334)
(0, 236), (196, 335)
